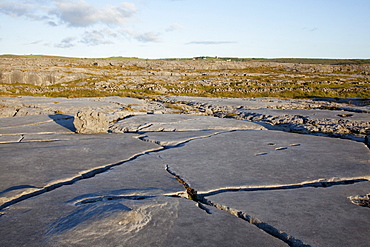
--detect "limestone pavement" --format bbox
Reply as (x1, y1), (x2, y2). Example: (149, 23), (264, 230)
(0, 96), (369, 247)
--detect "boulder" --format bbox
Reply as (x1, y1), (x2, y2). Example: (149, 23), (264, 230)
(73, 110), (108, 134)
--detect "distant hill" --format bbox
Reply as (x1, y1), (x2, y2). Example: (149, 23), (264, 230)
(1, 54), (370, 65)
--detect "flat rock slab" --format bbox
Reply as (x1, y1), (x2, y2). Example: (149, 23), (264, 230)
(0, 96), (146, 117)
(165, 96), (294, 109)
(239, 108), (370, 121)
(110, 114), (266, 133)
(0, 133), (160, 207)
(156, 130), (370, 191)
(164, 96), (370, 112)
(0, 114), (74, 128)
(1, 96), (369, 246)
(0, 152), (287, 247)
(0, 114), (75, 135)
(206, 182), (370, 247)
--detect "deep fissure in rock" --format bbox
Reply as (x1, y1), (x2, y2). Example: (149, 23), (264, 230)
(162, 164), (368, 247)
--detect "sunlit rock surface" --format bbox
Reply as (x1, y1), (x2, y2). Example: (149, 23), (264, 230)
(0, 96), (369, 246)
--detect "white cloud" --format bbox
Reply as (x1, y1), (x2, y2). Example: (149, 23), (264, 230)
(79, 29), (117, 46)
(0, 0), (137, 28)
(121, 29), (161, 43)
(54, 36), (77, 48)
(0, 1), (43, 20)
(134, 32), (160, 43)
(48, 21), (57, 26)
(50, 0), (137, 27)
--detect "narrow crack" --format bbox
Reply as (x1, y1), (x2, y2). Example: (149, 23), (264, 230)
(164, 164), (310, 246)
(165, 165), (198, 201)
(197, 176), (370, 197)
(163, 165), (370, 247)
(18, 134), (24, 143)
(200, 197), (310, 247)
(137, 130), (234, 149)
(0, 130), (228, 212)
(12, 108), (20, 117)
(0, 146), (163, 211)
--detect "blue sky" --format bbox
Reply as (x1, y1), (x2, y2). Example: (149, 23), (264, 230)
(0, 0), (369, 59)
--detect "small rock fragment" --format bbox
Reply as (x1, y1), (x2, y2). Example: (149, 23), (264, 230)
(348, 194), (370, 207)
(73, 109), (108, 134)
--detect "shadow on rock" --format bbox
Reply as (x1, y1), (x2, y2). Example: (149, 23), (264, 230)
(0, 185), (41, 196)
(48, 114), (76, 132)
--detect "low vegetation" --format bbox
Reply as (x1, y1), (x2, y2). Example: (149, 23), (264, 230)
(0, 55), (369, 99)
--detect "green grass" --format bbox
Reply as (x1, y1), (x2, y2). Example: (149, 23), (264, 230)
(1, 54), (369, 99)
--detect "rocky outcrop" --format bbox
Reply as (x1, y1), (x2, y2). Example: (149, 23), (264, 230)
(0, 70), (90, 86)
(73, 110), (108, 134)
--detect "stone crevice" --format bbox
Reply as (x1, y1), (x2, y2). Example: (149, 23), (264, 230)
(136, 130), (230, 148)
(164, 164), (310, 247)
(196, 176), (370, 197)
(0, 129), (233, 212)
(200, 197), (310, 247)
(0, 146), (164, 211)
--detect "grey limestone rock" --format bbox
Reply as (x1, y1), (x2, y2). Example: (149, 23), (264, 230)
(74, 110), (109, 134)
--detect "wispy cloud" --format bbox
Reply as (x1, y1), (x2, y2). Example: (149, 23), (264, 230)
(302, 26), (319, 32)
(1, 1), (163, 47)
(0, 1), (46, 21)
(50, 1), (137, 27)
(165, 23), (183, 32)
(54, 36), (77, 48)
(79, 29), (117, 46)
(0, 0), (137, 28)
(122, 29), (161, 43)
(24, 40), (43, 45)
(134, 32), (160, 43)
(186, 41), (237, 45)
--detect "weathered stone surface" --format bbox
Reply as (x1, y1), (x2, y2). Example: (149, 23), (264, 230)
(0, 153), (287, 247)
(138, 130), (222, 147)
(156, 130), (370, 191)
(0, 114), (75, 135)
(110, 114), (266, 133)
(160, 96), (370, 141)
(74, 110), (109, 134)
(0, 96), (369, 246)
(207, 182), (370, 247)
(0, 133), (160, 207)
(0, 69), (90, 86)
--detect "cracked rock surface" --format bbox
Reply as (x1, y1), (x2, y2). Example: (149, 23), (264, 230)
(0, 96), (369, 247)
